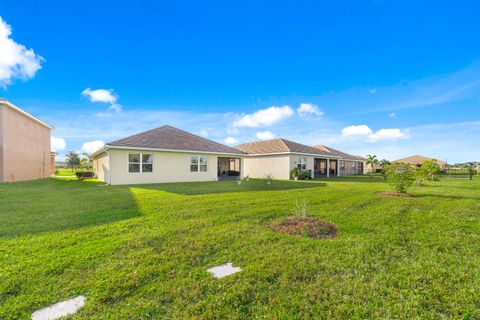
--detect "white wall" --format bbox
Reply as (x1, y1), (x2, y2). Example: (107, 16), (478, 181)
(243, 155), (291, 180)
(105, 149), (241, 185)
(93, 151), (110, 184)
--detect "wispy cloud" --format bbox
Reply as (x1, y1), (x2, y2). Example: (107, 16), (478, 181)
(233, 105), (294, 127)
(82, 88), (122, 112)
(0, 16), (43, 88)
(81, 140), (105, 154)
(51, 137), (66, 152)
(256, 131), (275, 140)
(297, 103), (323, 117)
(224, 137), (238, 145)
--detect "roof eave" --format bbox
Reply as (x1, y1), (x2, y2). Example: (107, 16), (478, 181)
(0, 99), (54, 130)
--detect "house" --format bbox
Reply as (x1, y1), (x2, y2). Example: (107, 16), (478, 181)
(234, 138), (341, 180)
(313, 145), (365, 175)
(394, 155), (448, 170)
(91, 125), (246, 185)
(0, 99), (54, 182)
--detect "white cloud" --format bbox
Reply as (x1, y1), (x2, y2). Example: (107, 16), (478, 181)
(389, 112), (396, 118)
(0, 17), (43, 88)
(51, 137), (66, 152)
(368, 128), (409, 142)
(199, 129), (209, 137)
(342, 125), (408, 142)
(224, 137), (239, 145)
(256, 131), (275, 140)
(81, 140), (105, 154)
(233, 105), (294, 127)
(297, 103), (323, 117)
(82, 88), (122, 112)
(342, 125), (373, 137)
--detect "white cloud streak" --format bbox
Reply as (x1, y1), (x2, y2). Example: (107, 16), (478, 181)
(51, 137), (66, 152)
(297, 103), (323, 117)
(256, 131), (275, 140)
(224, 137), (238, 145)
(82, 88), (122, 112)
(233, 105), (294, 127)
(81, 140), (105, 154)
(0, 17), (43, 88)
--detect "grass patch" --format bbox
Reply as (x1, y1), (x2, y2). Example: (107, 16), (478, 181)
(1, 177), (480, 318)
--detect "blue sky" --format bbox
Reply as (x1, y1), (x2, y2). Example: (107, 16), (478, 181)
(1, 0), (480, 162)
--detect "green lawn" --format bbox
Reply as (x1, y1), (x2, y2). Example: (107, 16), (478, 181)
(1, 177), (480, 319)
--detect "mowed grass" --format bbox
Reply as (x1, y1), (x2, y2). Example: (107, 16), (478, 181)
(1, 177), (480, 319)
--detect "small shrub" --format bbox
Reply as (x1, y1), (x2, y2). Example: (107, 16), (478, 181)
(264, 173), (274, 184)
(385, 162), (415, 194)
(293, 199), (309, 219)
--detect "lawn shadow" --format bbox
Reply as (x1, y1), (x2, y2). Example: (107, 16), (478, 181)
(415, 193), (480, 201)
(125, 179), (325, 196)
(0, 178), (142, 238)
(315, 176), (387, 184)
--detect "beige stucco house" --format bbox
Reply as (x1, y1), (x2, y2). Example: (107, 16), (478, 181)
(0, 99), (54, 182)
(234, 139), (344, 180)
(91, 125), (246, 185)
(313, 145), (365, 175)
(394, 155), (448, 170)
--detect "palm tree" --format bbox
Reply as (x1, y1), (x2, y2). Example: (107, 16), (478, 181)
(366, 154), (378, 177)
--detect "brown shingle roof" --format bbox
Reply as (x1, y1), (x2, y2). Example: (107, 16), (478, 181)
(234, 138), (334, 156)
(313, 145), (365, 161)
(107, 125), (245, 155)
(394, 155), (447, 166)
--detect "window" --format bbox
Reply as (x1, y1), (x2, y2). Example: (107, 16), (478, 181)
(129, 153), (153, 173)
(297, 156), (307, 171)
(129, 154), (140, 173)
(190, 155), (208, 172)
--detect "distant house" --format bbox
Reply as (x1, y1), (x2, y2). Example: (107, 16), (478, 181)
(0, 99), (54, 182)
(235, 139), (342, 179)
(91, 125), (246, 185)
(313, 145), (365, 175)
(394, 155), (448, 170)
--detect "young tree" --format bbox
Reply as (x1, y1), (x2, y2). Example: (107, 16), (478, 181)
(379, 159), (391, 180)
(80, 152), (92, 170)
(366, 154), (378, 177)
(65, 151), (81, 171)
(385, 162), (415, 194)
(421, 159), (440, 181)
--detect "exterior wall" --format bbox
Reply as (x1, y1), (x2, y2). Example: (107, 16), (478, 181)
(0, 106), (4, 182)
(105, 149), (236, 185)
(0, 104), (52, 182)
(243, 154), (291, 180)
(93, 151), (110, 184)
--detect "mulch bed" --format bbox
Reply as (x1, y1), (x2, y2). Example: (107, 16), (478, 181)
(271, 216), (337, 240)
(379, 191), (416, 197)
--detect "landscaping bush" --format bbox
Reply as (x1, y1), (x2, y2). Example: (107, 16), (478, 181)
(76, 171), (95, 180)
(385, 162), (415, 194)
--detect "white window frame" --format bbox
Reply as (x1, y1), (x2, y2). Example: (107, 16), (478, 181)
(128, 153), (154, 174)
(296, 156), (307, 171)
(190, 155), (208, 173)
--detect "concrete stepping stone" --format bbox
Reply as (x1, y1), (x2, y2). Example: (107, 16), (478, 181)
(31, 295), (85, 320)
(207, 262), (242, 278)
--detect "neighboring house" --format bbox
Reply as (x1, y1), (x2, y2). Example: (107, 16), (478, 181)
(0, 99), (54, 182)
(394, 155), (448, 170)
(91, 125), (246, 185)
(313, 145), (365, 175)
(234, 138), (341, 180)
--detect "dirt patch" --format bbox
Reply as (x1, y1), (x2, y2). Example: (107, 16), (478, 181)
(271, 216), (337, 240)
(379, 191), (416, 197)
